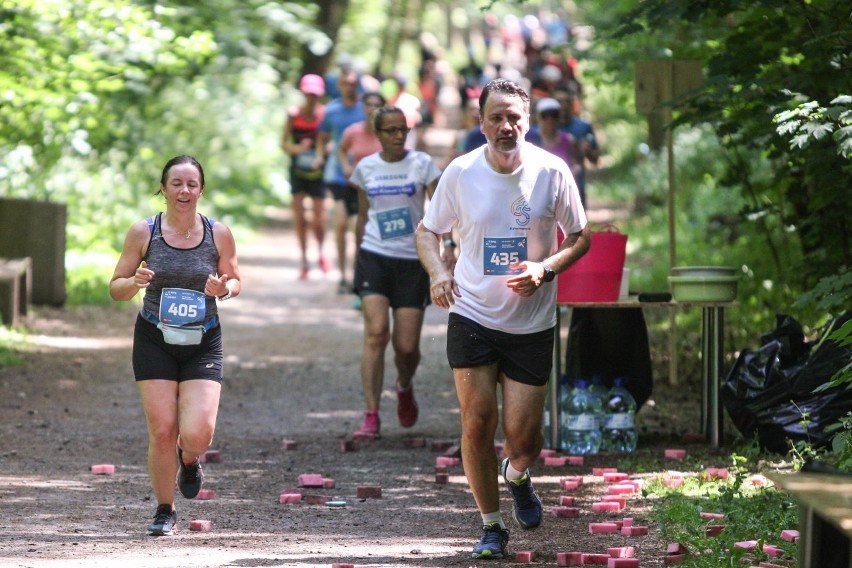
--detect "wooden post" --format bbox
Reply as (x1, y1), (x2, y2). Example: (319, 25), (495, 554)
(635, 60), (703, 385)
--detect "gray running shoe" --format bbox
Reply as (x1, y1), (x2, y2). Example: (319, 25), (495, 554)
(147, 504), (177, 536)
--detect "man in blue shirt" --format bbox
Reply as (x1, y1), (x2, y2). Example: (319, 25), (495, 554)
(554, 88), (599, 207)
(315, 68), (365, 293)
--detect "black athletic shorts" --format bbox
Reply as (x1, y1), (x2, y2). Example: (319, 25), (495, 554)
(132, 315), (223, 382)
(328, 182), (359, 216)
(290, 172), (327, 199)
(354, 249), (431, 310)
(446, 313), (554, 386)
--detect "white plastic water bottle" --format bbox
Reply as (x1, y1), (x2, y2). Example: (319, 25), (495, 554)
(559, 378), (602, 455)
(601, 377), (638, 453)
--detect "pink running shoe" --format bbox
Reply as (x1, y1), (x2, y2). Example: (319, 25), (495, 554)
(356, 411), (381, 436)
(397, 383), (418, 428)
(319, 255), (332, 273)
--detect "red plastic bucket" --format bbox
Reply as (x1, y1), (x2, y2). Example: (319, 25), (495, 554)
(557, 223), (627, 303)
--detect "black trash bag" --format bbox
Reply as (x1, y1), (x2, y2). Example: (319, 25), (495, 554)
(721, 312), (852, 453)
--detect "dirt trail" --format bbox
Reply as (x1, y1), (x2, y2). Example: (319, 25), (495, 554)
(0, 189), (707, 567)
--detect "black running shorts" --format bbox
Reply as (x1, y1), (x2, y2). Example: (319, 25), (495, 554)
(446, 313), (554, 386)
(354, 249), (431, 310)
(328, 182), (359, 216)
(132, 315), (223, 382)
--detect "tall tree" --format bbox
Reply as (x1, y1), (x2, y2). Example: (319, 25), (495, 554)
(603, 0), (851, 287)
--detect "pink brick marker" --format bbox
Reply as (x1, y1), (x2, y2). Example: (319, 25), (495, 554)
(590, 522), (619, 534)
(194, 489), (216, 500)
(553, 506), (580, 518)
(608, 546), (635, 558)
(780, 529), (799, 542)
(298, 473), (325, 487)
(607, 558), (639, 567)
(322, 478), (336, 489)
(281, 439), (298, 450)
(91, 464), (115, 475)
(278, 493), (301, 504)
(515, 551), (536, 562)
(189, 519), (212, 531)
(621, 525), (649, 536)
(593, 502), (622, 513)
(664, 448), (686, 460)
(303, 494), (331, 505)
(559, 495), (576, 506)
(436, 456), (460, 467)
(331, 564), (355, 568)
(544, 456), (569, 466)
(557, 551), (584, 566)
(356, 486), (382, 499)
(582, 553), (611, 564)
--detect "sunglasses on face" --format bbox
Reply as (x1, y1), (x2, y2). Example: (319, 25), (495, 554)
(377, 127), (411, 136)
(539, 111), (560, 119)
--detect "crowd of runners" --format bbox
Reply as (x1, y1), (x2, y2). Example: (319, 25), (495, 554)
(112, 9), (606, 560)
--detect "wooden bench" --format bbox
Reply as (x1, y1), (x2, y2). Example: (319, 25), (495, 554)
(0, 257), (32, 327)
(768, 471), (852, 568)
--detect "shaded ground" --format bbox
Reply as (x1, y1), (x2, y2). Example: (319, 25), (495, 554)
(0, 204), (737, 568)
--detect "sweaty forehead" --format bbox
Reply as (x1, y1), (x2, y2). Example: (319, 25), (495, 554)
(483, 92), (528, 116)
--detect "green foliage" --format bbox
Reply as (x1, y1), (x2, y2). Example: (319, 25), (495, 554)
(649, 468), (799, 567)
(0, 327), (27, 367)
(595, 0), (852, 318)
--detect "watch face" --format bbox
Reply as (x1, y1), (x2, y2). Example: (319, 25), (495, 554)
(543, 267), (556, 282)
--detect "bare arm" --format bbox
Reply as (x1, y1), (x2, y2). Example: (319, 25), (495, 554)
(506, 224), (592, 297)
(109, 220), (154, 302)
(355, 187), (368, 248)
(313, 131), (330, 170)
(206, 222), (242, 300)
(416, 221), (458, 308)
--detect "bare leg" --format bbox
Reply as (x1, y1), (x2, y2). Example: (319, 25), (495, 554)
(391, 307), (424, 389)
(292, 193), (309, 269)
(360, 294), (391, 411)
(453, 365), (501, 515)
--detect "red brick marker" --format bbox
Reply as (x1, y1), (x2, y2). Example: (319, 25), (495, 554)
(356, 486), (382, 499)
(515, 550), (536, 562)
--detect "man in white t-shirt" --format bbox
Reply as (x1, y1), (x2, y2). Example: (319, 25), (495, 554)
(416, 78), (590, 560)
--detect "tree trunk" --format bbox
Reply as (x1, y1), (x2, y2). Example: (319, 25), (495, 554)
(300, 0), (351, 75)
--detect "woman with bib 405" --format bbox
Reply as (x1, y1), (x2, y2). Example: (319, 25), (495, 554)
(110, 155), (241, 536)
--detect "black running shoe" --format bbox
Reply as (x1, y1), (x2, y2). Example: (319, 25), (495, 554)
(177, 447), (204, 499)
(500, 457), (542, 529)
(471, 523), (509, 559)
(147, 504), (177, 536)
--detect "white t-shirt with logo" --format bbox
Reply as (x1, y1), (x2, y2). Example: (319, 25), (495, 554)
(351, 150), (442, 260)
(422, 143), (587, 334)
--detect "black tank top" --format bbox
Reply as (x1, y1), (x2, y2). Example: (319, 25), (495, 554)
(141, 213), (219, 326)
